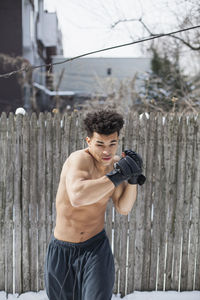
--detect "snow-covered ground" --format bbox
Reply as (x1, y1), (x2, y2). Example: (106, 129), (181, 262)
(0, 290), (200, 300)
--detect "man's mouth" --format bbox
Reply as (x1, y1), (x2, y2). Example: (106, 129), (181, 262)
(102, 157), (111, 161)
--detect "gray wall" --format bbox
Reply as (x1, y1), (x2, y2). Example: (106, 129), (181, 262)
(52, 57), (151, 95)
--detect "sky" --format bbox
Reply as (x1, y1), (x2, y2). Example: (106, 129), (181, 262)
(43, 0), (200, 75)
(43, 0), (181, 57)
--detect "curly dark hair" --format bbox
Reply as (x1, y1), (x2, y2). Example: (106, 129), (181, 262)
(84, 110), (124, 137)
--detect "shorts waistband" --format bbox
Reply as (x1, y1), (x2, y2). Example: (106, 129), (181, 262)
(51, 229), (107, 248)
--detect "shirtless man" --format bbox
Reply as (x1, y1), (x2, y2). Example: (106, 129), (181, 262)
(44, 110), (145, 300)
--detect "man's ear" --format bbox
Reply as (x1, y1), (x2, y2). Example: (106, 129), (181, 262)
(86, 136), (91, 146)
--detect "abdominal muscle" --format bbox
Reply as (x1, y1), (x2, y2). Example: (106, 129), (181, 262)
(53, 166), (110, 243)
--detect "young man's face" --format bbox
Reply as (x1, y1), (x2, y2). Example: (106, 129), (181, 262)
(86, 132), (119, 166)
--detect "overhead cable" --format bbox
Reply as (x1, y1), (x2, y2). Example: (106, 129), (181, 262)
(0, 24), (199, 79)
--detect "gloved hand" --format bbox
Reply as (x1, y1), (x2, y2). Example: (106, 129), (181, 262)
(123, 150), (146, 185)
(106, 155), (142, 187)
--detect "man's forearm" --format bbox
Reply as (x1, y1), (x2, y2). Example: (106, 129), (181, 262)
(117, 184), (137, 215)
(69, 176), (115, 207)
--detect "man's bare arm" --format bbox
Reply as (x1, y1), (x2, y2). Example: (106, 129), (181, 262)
(112, 182), (137, 215)
(111, 155), (137, 215)
(65, 152), (115, 207)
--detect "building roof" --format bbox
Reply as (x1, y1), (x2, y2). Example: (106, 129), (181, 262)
(33, 82), (75, 96)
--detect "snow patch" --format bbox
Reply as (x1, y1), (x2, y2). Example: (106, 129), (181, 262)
(1, 290), (200, 300)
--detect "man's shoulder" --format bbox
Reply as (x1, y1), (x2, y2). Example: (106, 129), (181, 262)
(64, 149), (93, 168)
(69, 148), (92, 160)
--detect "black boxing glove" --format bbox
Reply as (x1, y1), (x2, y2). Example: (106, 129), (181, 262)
(128, 174), (146, 185)
(124, 150), (146, 185)
(106, 155), (141, 187)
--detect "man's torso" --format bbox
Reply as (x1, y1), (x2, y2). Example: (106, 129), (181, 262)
(54, 148), (116, 243)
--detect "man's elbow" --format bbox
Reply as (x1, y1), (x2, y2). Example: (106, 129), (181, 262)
(119, 210), (129, 216)
(116, 206), (130, 215)
(67, 182), (83, 207)
(70, 198), (80, 207)
(68, 190), (82, 207)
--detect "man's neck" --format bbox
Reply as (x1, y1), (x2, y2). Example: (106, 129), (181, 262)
(94, 159), (113, 175)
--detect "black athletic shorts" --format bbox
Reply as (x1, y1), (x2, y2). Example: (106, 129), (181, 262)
(44, 229), (115, 300)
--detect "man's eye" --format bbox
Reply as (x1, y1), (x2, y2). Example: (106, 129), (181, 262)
(110, 144), (116, 146)
(97, 144), (102, 147)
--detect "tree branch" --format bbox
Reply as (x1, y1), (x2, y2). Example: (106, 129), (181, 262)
(167, 34), (200, 50)
(111, 17), (200, 50)
(111, 18), (141, 29)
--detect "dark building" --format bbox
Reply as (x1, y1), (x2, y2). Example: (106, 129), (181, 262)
(0, 0), (63, 114)
(0, 1), (23, 112)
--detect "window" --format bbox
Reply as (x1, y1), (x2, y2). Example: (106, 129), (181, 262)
(107, 68), (112, 76)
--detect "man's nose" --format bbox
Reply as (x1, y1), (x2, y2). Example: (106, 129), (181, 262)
(103, 149), (110, 155)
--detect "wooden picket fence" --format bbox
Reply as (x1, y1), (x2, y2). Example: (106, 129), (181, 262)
(0, 111), (200, 297)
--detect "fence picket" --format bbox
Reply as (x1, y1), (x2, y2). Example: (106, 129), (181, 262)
(38, 113), (46, 290)
(113, 209), (121, 294)
(133, 114), (147, 291)
(52, 114), (62, 229)
(149, 113), (162, 290)
(165, 115), (179, 290)
(0, 113), (7, 291)
(5, 113), (14, 293)
(21, 114), (30, 292)
(127, 112), (139, 293)
(194, 115), (200, 290)
(14, 114), (23, 293)
(45, 113), (53, 241)
(160, 115), (171, 291)
(29, 113), (38, 291)
(113, 131), (124, 295)
(187, 116), (198, 290)
(171, 116), (186, 290)
(157, 114), (169, 291)
(140, 113), (151, 290)
(180, 117), (191, 290)
(119, 214), (128, 297)
(144, 113), (157, 290)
